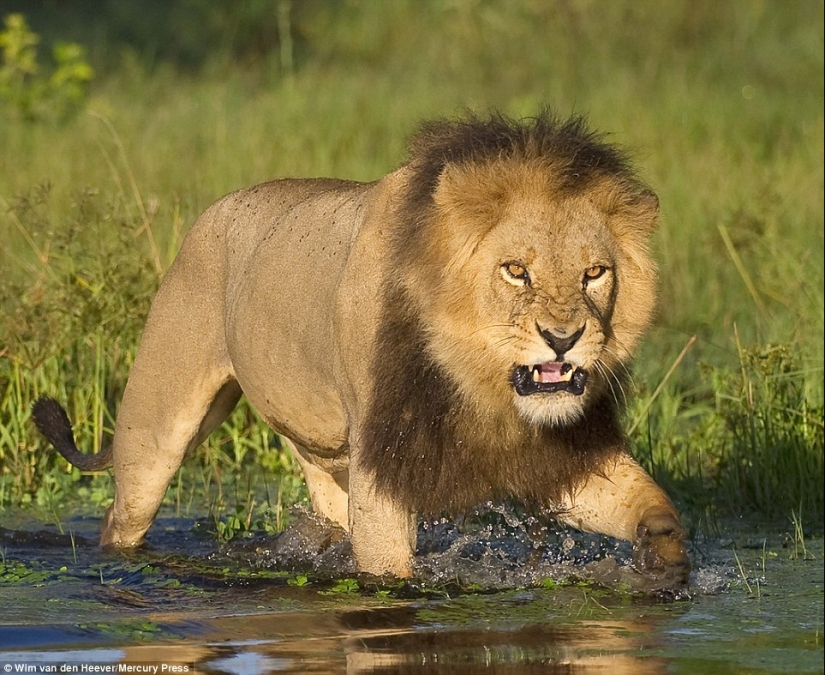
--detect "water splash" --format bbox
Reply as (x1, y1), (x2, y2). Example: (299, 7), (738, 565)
(241, 503), (702, 598)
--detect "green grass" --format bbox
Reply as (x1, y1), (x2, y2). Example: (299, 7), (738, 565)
(1, 0), (822, 533)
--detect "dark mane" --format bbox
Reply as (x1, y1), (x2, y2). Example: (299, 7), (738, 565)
(360, 110), (631, 515)
(401, 108), (637, 225)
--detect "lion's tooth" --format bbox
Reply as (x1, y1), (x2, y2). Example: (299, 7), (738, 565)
(532, 366), (541, 383)
(559, 363), (574, 381)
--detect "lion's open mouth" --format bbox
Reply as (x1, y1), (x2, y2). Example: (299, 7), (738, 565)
(512, 362), (588, 396)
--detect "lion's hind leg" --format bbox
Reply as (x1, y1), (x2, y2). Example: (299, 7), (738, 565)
(100, 240), (241, 548)
(102, 368), (242, 548)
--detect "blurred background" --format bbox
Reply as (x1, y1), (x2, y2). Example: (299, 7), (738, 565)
(0, 0), (822, 535)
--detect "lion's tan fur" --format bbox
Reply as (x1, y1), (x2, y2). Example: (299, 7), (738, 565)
(34, 112), (689, 588)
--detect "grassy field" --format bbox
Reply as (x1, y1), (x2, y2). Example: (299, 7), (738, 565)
(1, 0), (822, 537)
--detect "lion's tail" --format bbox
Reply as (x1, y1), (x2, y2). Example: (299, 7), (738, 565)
(31, 397), (114, 471)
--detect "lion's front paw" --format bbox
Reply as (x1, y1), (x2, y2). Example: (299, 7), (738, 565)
(632, 506), (690, 595)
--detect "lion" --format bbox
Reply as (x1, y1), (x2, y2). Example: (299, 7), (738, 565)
(32, 110), (690, 590)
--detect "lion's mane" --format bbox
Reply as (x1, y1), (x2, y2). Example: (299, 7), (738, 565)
(361, 111), (653, 515)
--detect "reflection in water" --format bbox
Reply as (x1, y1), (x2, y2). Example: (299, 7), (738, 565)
(107, 603), (673, 674)
(340, 608), (670, 674)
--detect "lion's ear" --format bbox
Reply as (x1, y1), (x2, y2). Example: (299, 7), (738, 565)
(611, 188), (659, 237)
(635, 189), (659, 216)
(433, 162), (509, 224)
(433, 163), (471, 207)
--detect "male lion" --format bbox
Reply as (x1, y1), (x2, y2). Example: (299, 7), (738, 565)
(33, 111), (690, 589)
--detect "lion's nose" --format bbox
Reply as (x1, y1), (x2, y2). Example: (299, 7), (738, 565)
(537, 323), (585, 358)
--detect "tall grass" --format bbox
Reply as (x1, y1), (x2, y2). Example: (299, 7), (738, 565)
(630, 337), (824, 528)
(1, 0), (822, 530)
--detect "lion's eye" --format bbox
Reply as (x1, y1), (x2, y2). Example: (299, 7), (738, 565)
(583, 265), (607, 285)
(501, 262), (530, 286)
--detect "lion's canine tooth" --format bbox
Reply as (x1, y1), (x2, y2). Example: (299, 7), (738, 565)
(532, 366), (541, 383)
(559, 363), (574, 381)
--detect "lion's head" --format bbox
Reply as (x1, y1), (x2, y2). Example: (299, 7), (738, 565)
(364, 111), (660, 513)
(398, 112), (659, 426)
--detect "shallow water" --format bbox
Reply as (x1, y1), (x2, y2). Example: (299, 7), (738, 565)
(1, 507), (822, 674)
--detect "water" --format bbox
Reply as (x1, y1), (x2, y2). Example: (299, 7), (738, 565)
(1, 506), (822, 674)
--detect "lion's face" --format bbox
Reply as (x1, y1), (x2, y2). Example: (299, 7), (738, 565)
(478, 198), (618, 425)
(405, 160), (658, 427)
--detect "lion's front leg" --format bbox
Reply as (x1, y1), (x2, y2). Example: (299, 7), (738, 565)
(348, 449), (417, 578)
(557, 453), (690, 589)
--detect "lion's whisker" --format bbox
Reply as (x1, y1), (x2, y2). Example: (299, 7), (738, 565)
(600, 343), (636, 390)
(592, 361), (617, 408)
(594, 358), (628, 409)
(469, 323), (517, 339)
